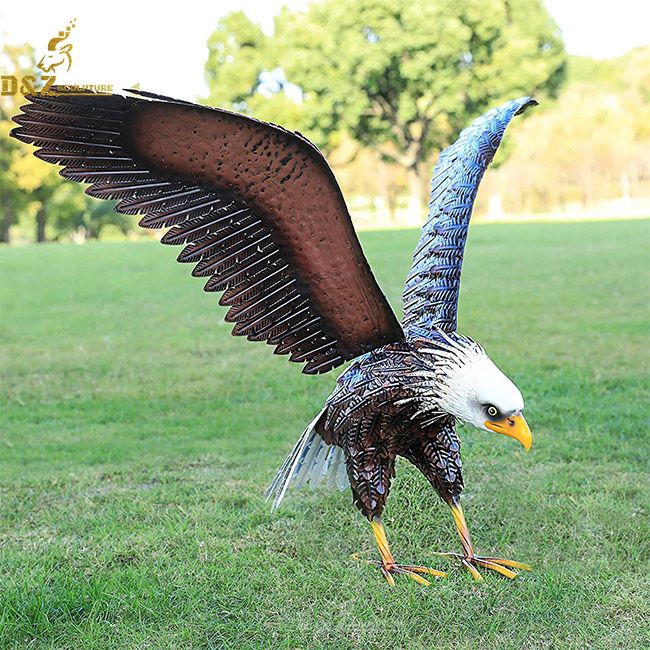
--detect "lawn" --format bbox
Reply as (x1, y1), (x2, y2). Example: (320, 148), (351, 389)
(1, 220), (649, 649)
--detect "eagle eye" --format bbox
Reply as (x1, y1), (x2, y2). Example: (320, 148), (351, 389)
(486, 405), (498, 418)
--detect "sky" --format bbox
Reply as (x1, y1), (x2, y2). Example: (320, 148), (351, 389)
(1, 0), (649, 101)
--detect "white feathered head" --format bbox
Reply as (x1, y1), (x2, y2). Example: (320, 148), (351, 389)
(418, 332), (532, 450)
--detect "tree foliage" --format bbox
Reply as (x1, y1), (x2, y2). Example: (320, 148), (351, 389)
(6, 6), (647, 243)
(1, 42), (130, 243)
(480, 46), (650, 214)
(0, 43), (53, 242)
(204, 0), (566, 208)
(204, 12), (305, 135)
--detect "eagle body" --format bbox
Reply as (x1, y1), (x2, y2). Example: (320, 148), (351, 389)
(11, 89), (537, 584)
(317, 336), (464, 519)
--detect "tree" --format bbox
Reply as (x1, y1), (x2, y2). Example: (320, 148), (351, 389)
(1, 42), (65, 243)
(0, 118), (23, 243)
(9, 142), (63, 242)
(479, 47), (650, 214)
(50, 183), (131, 241)
(1, 41), (137, 243)
(0, 44), (35, 242)
(204, 11), (307, 135)
(204, 0), (566, 215)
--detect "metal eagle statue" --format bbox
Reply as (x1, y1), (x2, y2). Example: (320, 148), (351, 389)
(12, 89), (537, 586)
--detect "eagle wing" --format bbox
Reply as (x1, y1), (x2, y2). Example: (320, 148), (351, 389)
(11, 89), (403, 374)
(401, 97), (537, 336)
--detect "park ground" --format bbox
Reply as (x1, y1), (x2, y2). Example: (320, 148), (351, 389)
(1, 220), (649, 648)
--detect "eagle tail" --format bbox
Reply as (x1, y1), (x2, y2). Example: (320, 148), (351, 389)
(266, 408), (349, 511)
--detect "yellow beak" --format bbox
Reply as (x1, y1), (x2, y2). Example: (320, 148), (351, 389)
(484, 414), (532, 451)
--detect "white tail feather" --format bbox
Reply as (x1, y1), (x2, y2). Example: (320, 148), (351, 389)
(266, 408), (349, 510)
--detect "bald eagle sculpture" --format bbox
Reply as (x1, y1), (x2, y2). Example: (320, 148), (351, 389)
(12, 90), (536, 585)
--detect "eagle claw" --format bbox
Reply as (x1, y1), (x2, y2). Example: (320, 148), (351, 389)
(436, 551), (532, 580)
(366, 559), (447, 586)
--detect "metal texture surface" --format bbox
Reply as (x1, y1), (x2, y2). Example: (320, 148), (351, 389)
(316, 339), (464, 518)
(11, 89), (403, 374)
(13, 91), (534, 541)
(402, 96), (537, 336)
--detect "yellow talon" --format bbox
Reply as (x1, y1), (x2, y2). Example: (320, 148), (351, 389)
(461, 558), (484, 581)
(475, 558), (518, 579)
(405, 571), (431, 586)
(362, 517), (446, 586)
(442, 501), (531, 580)
(481, 557), (532, 571)
(401, 564), (448, 578)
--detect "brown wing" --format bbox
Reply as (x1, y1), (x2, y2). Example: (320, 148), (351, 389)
(11, 89), (403, 374)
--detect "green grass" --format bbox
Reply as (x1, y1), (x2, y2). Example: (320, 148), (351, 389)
(1, 220), (649, 649)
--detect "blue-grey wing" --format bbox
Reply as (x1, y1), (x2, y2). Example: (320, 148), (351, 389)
(401, 96), (537, 336)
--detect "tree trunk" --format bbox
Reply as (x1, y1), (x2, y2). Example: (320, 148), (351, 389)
(406, 165), (426, 223)
(1, 200), (14, 244)
(386, 192), (397, 224)
(377, 160), (397, 224)
(36, 205), (47, 243)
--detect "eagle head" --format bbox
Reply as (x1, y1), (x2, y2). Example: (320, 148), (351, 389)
(419, 333), (532, 451)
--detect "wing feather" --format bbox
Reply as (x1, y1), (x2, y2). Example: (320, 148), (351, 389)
(12, 89), (403, 373)
(401, 97), (537, 336)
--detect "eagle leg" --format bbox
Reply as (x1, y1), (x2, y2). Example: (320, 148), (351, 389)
(364, 516), (447, 586)
(437, 501), (532, 580)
